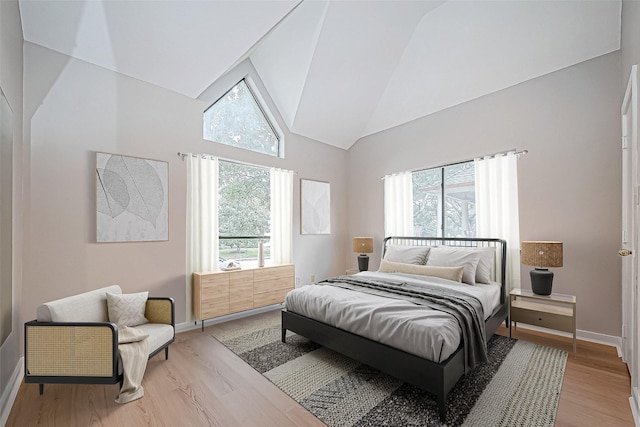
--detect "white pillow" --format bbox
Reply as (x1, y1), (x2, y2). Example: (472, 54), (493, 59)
(379, 259), (464, 282)
(426, 247), (482, 285)
(106, 291), (149, 327)
(453, 247), (495, 284)
(476, 247), (495, 284)
(384, 245), (431, 265)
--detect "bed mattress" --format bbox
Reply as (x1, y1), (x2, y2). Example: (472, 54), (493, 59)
(284, 271), (501, 363)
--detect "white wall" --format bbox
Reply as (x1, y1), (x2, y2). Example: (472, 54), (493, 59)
(22, 42), (348, 325)
(0, 0), (23, 419)
(347, 52), (622, 337)
(622, 0), (640, 80)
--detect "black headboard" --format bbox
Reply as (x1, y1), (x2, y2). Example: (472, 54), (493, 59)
(382, 236), (508, 303)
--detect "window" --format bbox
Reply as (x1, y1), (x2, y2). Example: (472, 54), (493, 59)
(218, 161), (270, 263)
(413, 161), (476, 237)
(203, 79), (282, 157)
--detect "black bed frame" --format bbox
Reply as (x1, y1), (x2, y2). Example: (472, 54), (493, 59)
(281, 236), (508, 422)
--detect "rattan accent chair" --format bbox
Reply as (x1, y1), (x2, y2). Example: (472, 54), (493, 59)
(24, 286), (175, 394)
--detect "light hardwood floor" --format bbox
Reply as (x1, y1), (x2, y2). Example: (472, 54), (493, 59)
(6, 311), (635, 426)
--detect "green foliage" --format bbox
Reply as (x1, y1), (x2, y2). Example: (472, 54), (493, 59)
(203, 80), (279, 157)
(218, 162), (270, 254)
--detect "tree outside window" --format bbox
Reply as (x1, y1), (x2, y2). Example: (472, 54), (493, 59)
(218, 161), (270, 261)
(413, 162), (475, 237)
(203, 79), (281, 157)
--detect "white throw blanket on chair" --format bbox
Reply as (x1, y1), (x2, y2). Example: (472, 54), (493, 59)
(116, 326), (149, 404)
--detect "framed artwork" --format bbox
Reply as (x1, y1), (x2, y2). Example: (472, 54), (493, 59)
(301, 179), (330, 235)
(96, 152), (169, 242)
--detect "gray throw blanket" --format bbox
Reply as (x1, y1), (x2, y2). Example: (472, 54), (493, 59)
(318, 275), (487, 371)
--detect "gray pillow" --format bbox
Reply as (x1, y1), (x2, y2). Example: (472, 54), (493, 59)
(384, 245), (431, 265)
(426, 247), (482, 285)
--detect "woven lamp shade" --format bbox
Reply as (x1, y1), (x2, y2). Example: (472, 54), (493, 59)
(353, 237), (374, 254)
(521, 241), (563, 268)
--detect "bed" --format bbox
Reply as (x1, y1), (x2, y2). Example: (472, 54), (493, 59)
(281, 236), (508, 421)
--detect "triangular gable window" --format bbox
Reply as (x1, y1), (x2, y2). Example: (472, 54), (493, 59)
(203, 79), (282, 157)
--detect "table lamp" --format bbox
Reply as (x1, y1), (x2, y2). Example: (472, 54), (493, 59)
(353, 237), (374, 271)
(520, 241), (563, 295)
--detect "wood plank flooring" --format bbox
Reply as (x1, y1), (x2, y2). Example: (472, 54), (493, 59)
(6, 311), (635, 426)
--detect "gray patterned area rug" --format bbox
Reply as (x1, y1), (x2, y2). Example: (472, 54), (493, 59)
(212, 312), (567, 427)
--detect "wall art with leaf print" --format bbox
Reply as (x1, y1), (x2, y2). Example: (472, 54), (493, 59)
(96, 152), (169, 242)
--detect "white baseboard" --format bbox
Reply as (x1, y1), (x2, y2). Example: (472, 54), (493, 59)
(0, 357), (24, 427)
(512, 323), (622, 354)
(630, 397), (640, 427)
(578, 329), (623, 356)
(176, 304), (284, 333)
(631, 387), (640, 427)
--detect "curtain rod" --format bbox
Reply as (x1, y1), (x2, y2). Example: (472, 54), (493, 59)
(177, 152), (297, 174)
(381, 148), (528, 179)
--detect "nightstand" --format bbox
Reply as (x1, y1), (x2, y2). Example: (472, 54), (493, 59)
(509, 288), (577, 352)
(346, 268), (359, 275)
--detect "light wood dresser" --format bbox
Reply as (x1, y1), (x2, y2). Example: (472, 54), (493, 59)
(193, 264), (295, 330)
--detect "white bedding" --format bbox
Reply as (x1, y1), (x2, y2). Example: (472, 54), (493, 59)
(284, 271), (501, 363)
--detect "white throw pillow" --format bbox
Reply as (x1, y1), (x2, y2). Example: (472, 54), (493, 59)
(473, 247), (495, 284)
(426, 247), (482, 285)
(106, 291), (149, 327)
(453, 247), (495, 284)
(384, 245), (431, 265)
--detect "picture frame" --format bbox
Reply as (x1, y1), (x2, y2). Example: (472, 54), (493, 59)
(96, 152), (169, 242)
(300, 179), (330, 235)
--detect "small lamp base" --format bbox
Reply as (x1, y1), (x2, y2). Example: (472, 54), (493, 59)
(531, 268), (554, 295)
(357, 254), (370, 272)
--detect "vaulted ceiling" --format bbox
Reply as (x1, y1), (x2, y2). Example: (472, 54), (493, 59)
(19, 0), (621, 150)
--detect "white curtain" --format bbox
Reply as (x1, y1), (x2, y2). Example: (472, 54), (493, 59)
(186, 154), (219, 322)
(270, 168), (294, 264)
(384, 171), (414, 236)
(475, 152), (521, 290)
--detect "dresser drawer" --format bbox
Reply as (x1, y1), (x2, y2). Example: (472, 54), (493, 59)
(254, 265), (294, 294)
(193, 272), (230, 319)
(510, 306), (573, 332)
(253, 287), (291, 307)
(229, 271), (254, 313)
